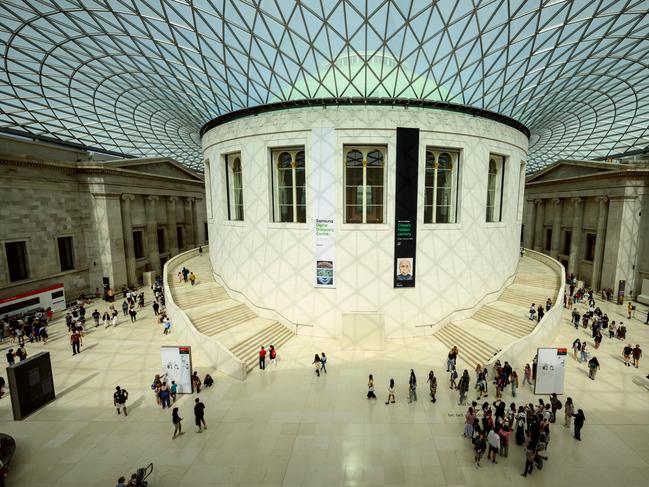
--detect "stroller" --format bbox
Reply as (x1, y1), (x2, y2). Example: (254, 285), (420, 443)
(130, 463), (153, 486)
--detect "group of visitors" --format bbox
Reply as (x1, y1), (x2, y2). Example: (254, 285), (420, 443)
(312, 352), (327, 376)
(1, 308), (50, 345)
(258, 345), (278, 369)
(177, 267), (197, 286)
(528, 299), (552, 321)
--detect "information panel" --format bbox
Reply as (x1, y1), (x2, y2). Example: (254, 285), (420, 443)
(7, 351), (55, 420)
(160, 346), (193, 393)
(394, 127), (419, 288)
(312, 127), (337, 288)
(534, 347), (567, 395)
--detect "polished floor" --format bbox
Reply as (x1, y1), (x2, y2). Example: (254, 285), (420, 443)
(1, 287), (648, 486)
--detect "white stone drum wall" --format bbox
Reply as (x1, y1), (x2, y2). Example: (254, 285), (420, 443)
(202, 106), (528, 338)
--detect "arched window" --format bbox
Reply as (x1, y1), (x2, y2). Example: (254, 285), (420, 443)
(486, 155), (505, 222)
(225, 153), (244, 221)
(271, 148), (307, 223)
(345, 146), (385, 223)
(424, 149), (459, 223)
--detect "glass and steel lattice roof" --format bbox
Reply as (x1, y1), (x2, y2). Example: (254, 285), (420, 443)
(1, 1), (648, 172)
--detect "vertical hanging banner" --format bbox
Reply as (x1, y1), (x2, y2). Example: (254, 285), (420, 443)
(312, 127), (336, 288)
(394, 127), (420, 288)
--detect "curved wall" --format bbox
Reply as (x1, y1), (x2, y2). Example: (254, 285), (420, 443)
(202, 106), (528, 338)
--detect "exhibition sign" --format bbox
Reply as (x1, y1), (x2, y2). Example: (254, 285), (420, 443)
(7, 351), (55, 420)
(394, 127), (419, 288)
(312, 127), (336, 288)
(160, 346), (193, 393)
(534, 347), (567, 395)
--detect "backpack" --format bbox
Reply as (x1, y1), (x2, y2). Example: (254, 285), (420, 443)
(557, 400), (562, 410)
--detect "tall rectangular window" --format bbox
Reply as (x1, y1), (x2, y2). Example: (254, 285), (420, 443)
(345, 146), (385, 223)
(585, 233), (596, 262)
(544, 228), (552, 252)
(57, 236), (74, 271)
(486, 154), (505, 222)
(271, 148), (306, 223)
(204, 158), (213, 218)
(424, 148), (459, 223)
(133, 231), (144, 259)
(177, 225), (184, 250)
(204, 222), (209, 243)
(225, 153), (244, 221)
(5, 241), (29, 282)
(516, 162), (526, 221)
(563, 230), (572, 255)
(157, 228), (166, 253)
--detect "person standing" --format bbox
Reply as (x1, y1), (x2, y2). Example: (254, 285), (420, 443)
(259, 346), (266, 370)
(457, 370), (469, 405)
(320, 352), (327, 373)
(427, 370), (438, 403)
(449, 366), (458, 390)
(511, 371), (519, 397)
(269, 345), (277, 366)
(121, 300), (129, 316)
(564, 397), (574, 428)
(580, 342), (588, 363)
(194, 397), (206, 433)
(170, 381), (177, 402)
(408, 369), (417, 403)
(522, 364), (531, 387)
(367, 374), (376, 399)
(447, 347), (458, 371)
(464, 407), (475, 437)
(159, 382), (171, 409)
(529, 304), (536, 320)
(521, 439), (536, 476)
(385, 378), (395, 405)
(113, 386), (128, 416)
(172, 407), (183, 439)
(6, 349), (15, 366)
(70, 331), (82, 355)
(588, 356), (600, 380)
(474, 430), (486, 467)
(128, 307), (137, 323)
(632, 344), (642, 368)
(152, 301), (160, 316)
(572, 409), (585, 440)
(92, 309), (100, 327)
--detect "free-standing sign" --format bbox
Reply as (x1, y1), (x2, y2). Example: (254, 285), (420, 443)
(160, 346), (193, 394)
(534, 347), (567, 395)
(394, 127), (419, 288)
(7, 352), (55, 420)
(312, 127), (337, 288)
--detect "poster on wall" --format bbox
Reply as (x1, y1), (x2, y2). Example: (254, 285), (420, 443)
(160, 346), (193, 393)
(617, 280), (626, 305)
(312, 127), (337, 288)
(394, 127), (419, 288)
(534, 347), (567, 395)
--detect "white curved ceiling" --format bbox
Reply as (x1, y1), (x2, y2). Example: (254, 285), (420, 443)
(1, 0), (648, 171)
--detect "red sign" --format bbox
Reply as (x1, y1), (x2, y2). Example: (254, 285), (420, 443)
(0, 283), (64, 304)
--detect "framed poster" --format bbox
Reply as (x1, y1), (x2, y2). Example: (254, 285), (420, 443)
(534, 347), (567, 395)
(160, 346), (193, 393)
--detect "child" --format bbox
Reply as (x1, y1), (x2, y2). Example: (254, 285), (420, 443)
(170, 381), (177, 402)
(450, 366), (458, 389)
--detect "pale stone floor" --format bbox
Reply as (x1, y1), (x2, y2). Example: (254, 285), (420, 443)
(1, 287), (649, 487)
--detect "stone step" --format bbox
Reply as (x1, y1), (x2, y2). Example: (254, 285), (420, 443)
(472, 306), (536, 338)
(433, 323), (499, 368)
(230, 321), (285, 357)
(500, 288), (553, 308)
(194, 306), (258, 336)
(244, 327), (295, 373)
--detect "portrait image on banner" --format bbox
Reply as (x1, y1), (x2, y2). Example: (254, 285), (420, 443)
(312, 127), (337, 288)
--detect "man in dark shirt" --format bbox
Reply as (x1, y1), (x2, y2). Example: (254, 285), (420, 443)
(194, 398), (206, 433)
(6, 349), (14, 366)
(113, 386), (128, 416)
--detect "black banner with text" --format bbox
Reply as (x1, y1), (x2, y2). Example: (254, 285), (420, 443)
(394, 127), (419, 288)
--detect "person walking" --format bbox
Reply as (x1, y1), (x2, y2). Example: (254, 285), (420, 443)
(170, 381), (177, 402)
(580, 341), (588, 363)
(408, 369), (417, 403)
(572, 339), (581, 360)
(6, 349), (15, 367)
(427, 370), (438, 403)
(447, 347), (458, 371)
(152, 301), (160, 316)
(385, 378), (395, 405)
(449, 365), (458, 390)
(194, 397), (207, 433)
(632, 344), (642, 368)
(189, 272), (196, 286)
(113, 386), (128, 416)
(312, 354), (321, 377)
(102, 311), (110, 327)
(320, 352), (327, 373)
(572, 409), (585, 440)
(122, 300), (128, 316)
(564, 397), (574, 428)
(510, 371), (519, 397)
(269, 345), (277, 366)
(458, 370), (469, 405)
(128, 307), (137, 323)
(70, 331), (82, 355)
(522, 364), (532, 387)
(163, 318), (172, 335)
(172, 407), (183, 439)
(92, 309), (100, 327)
(111, 312), (118, 328)
(464, 406), (475, 438)
(587, 356), (600, 380)
(529, 303), (536, 320)
(259, 346), (266, 370)
(367, 374), (376, 399)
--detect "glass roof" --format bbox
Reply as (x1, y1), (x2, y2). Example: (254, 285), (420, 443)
(0, 0), (647, 172)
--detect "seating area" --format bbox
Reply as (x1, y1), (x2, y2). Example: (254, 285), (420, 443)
(433, 255), (560, 366)
(167, 252), (294, 374)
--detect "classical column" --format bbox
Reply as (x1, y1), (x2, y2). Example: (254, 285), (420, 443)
(183, 197), (195, 248)
(591, 196), (609, 290)
(567, 197), (584, 277)
(120, 194), (137, 286)
(193, 198), (202, 245)
(523, 200), (536, 249)
(533, 199), (545, 252)
(550, 198), (563, 259)
(145, 195), (160, 275)
(166, 197), (178, 256)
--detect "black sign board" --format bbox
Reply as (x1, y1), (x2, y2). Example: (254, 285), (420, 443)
(394, 127), (419, 288)
(7, 351), (55, 420)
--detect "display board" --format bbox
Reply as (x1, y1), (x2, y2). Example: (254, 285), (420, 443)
(7, 352), (55, 420)
(534, 347), (567, 395)
(312, 127), (337, 288)
(160, 346), (193, 393)
(394, 127), (419, 288)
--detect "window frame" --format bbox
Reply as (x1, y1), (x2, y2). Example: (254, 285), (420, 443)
(343, 144), (387, 224)
(270, 146), (307, 223)
(176, 225), (185, 250)
(132, 229), (145, 260)
(157, 227), (166, 254)
(4, 240), (30, 282)
(56, 235), (75, 272)
(224, 152), (244, 221)
(423, 147), (460, 224)
(584, 232), (596, 262)
(204, 158), (213, 219)
(486, 154), (506, 223)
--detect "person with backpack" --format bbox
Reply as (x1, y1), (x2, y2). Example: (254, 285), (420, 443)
(113, 386), (128, 416)
(269, 345), (277, 366)
(487, 427), (500, 464)
(588, 356), (600, 380)
(549, 393), (562, 422)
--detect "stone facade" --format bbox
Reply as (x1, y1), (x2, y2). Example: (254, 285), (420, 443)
(0, 137), (207, 300)
(523, 160), (649, 297)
